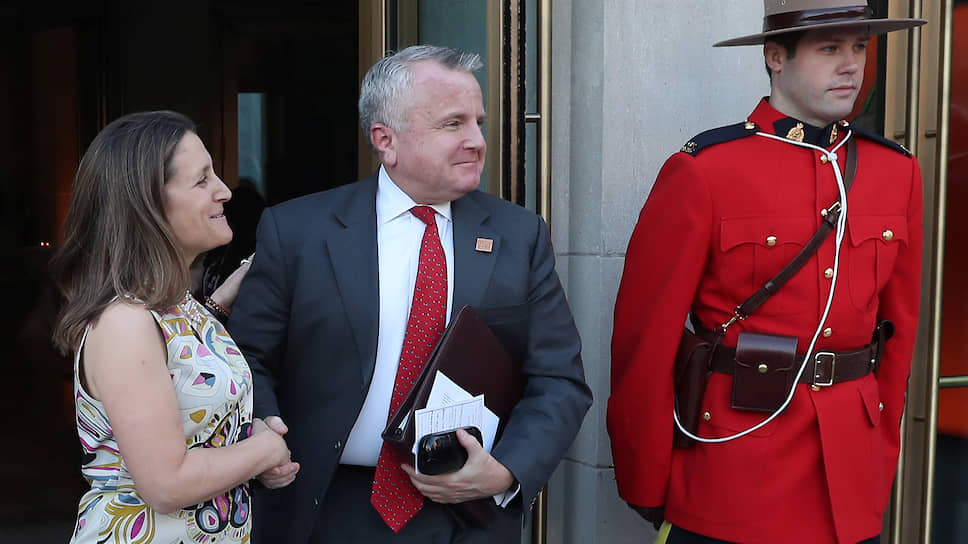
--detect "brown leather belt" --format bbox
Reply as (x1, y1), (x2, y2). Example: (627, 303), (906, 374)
(709, 343), (876, 386)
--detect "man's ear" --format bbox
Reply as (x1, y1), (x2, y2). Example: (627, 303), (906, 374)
(764, 41), (785, 76)
(370, 124), (397, 166)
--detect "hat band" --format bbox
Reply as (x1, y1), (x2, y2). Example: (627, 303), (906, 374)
(763, 6), (873, 33)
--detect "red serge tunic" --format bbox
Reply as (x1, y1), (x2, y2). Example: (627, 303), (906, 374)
(608, 99), (923, 544)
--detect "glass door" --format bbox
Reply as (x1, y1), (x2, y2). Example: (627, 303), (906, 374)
(932, 1), (968, 541)
(883, 0), (961, 542)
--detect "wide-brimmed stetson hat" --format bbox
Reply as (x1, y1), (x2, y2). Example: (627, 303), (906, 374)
(714, 0), (926, 47)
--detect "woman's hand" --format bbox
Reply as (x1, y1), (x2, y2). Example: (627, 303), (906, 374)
(251, 417), (292, 467)
(253, 416), (300, 489)
(209, 253), (254, 313)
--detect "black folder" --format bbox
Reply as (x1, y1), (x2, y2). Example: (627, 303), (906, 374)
(381, 304), (525, 527)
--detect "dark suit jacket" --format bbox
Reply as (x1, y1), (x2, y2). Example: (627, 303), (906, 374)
(229, 173), (592, 544)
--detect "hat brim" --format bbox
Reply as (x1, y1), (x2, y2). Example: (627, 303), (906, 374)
(713, 18), (926, 47)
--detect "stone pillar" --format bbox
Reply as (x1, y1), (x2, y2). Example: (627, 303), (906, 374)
(547, 2), (764, 542)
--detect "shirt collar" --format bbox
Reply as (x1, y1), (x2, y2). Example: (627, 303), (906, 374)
(748, 97), (848, 148)
(376, 166), (452, 225)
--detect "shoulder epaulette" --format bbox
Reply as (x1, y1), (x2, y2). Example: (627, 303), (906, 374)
(680, 121), (760, 156)
(847, 123), (912, 157)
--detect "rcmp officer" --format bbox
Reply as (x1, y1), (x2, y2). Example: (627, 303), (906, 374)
(607, 2), (926, 543)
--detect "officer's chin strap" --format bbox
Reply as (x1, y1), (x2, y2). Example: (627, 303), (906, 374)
(673, 130), (852, 445)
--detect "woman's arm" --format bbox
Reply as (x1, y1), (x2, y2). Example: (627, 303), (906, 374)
(83, 301), (291, 514)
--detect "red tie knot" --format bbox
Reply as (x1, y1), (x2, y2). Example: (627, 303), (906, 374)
(411, 205), (437, 226)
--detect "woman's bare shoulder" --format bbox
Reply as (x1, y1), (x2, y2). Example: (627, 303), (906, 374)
(89, 299), (158, 336)
(85, 299), (165, 366)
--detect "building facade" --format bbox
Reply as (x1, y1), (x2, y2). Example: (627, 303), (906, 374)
(0, 1), (964, 542)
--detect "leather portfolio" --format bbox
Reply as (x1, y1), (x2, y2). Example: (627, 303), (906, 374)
(381, 304), (525, 528)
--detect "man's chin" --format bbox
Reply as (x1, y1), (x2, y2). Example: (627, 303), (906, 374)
(454, 170), (483, 190)
(816, 106), (854, 125)
(458, 180), (481, 194)
(827, 97), (859, 120)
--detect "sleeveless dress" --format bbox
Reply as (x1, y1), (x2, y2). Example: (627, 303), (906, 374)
(70, 295), (254, 543)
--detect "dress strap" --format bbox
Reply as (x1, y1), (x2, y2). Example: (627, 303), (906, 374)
(72, 324), (93, 395)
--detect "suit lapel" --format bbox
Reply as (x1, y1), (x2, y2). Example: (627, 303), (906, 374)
(327, 175), (380, 385)
(452, 193), (500, 312)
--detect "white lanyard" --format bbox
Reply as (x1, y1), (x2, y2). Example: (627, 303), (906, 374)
(673, 130), (853, 444)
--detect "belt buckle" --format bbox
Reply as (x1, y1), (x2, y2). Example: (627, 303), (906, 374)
(813, 351), (836, 387)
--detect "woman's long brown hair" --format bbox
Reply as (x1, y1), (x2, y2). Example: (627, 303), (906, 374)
(50, 111), (197, 354)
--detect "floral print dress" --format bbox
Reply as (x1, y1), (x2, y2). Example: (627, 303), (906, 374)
(70, 295), (254, 543)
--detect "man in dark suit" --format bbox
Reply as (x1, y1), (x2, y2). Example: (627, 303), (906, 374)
(229, 45), (592, 544)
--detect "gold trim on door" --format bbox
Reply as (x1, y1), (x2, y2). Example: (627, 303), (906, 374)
(358, 1), (386, 179)
(884, 1), (955, 542)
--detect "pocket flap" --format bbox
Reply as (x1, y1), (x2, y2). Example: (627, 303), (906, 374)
(720, 216), (815, 252)
(858, 377), (882, 427)
(735, 331), (799, 372)
(847, 215), (908, 248)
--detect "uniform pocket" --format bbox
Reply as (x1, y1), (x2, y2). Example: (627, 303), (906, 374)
(858, 376), (882, 428)
(697, 374), (778, 439)
(680, 376), (775, 520)
(720, 216), (816, 316)
(857, 377), (888, 514)
(846, 215), (907, 312)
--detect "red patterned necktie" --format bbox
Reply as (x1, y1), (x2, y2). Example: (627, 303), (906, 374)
(371, 205), (448, 532)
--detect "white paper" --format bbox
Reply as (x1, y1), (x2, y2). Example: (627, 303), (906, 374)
(425, 371), (470, 408)
(414, 395), (484, 447)
(412, 371), (501, 474)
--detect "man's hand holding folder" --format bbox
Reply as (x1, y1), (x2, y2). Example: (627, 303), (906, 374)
(380, 305), (525, 527)
(401, 428), (515, 503)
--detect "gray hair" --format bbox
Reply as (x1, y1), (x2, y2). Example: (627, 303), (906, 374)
(358, 45), (483, 151)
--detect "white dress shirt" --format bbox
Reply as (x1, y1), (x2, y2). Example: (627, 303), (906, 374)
(338, 167), (520, 507)
(339, 166), (454, 466)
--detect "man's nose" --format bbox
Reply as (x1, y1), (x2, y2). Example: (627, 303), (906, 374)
(841, 50), (862, 73)
(465, 124), (486, 149)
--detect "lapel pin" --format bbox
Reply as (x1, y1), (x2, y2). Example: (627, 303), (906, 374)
(475, 238), (494, 253)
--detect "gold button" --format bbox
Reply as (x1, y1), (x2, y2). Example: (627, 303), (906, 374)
(758, 363), (769, 374)
(879, 402), (884, 412)
(820, 155), (829, 164)
(766, 235), (777, 246)
(745, 121), (755, 130)
(824, 267), (834, 279)
(703, 411), (711, 421)
(820, 208), (829, 217)
(811, 385), (822, 392)
(882, 229), (894, 241)
(822, 327), (833, 337)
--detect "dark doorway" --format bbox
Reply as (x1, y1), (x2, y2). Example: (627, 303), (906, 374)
(0, 1), (359, 541)
(221, 2), (360, 205)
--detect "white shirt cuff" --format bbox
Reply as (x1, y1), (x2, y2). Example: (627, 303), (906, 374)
(492, 483), (521, 508)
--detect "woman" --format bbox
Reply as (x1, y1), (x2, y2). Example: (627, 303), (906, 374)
(50, 111), (298, 543)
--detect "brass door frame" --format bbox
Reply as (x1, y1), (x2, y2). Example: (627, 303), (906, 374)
(883, 0), (954, 542)
(358, 1), (386, 179)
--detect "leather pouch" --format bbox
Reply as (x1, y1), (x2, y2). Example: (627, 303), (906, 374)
(731, 332), (798, 413)
(673, 327), (718, 448)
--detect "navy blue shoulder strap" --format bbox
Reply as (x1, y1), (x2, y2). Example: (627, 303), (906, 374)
(847, 124), (912, 157)
(680, 121), (760, 156)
